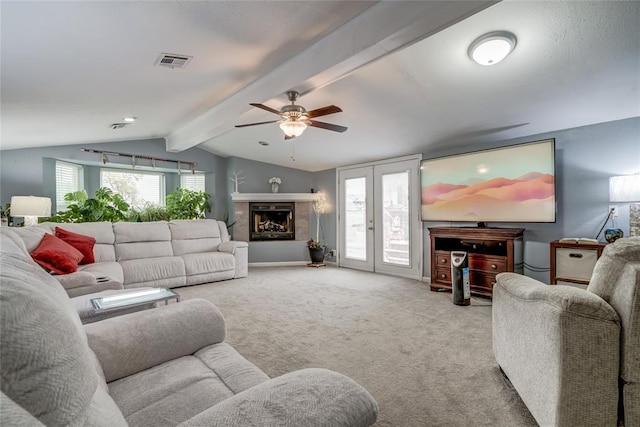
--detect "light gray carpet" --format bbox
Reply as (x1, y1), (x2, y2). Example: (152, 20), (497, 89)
(176, 266), (538, 427)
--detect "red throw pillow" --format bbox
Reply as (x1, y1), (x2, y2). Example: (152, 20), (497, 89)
(55, 227), (96, 265)
(31, 233), (84, 275)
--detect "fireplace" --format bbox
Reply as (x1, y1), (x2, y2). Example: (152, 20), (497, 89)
(249, 202), (295, 241)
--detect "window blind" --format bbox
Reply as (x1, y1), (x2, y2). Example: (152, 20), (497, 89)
(55, 161), (84, 212)
(180, 174), (206, 192)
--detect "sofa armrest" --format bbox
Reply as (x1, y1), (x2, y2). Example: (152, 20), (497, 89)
(492, 272), (620, 427)
(218, 240), (248, 254)
(177, 368), (378, 427)
(85, 299), (226, 382)
(55, 271), (122, 298)
(219, 241), (249, 278)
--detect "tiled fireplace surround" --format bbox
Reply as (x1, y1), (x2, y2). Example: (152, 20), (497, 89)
(231, 193), (318, 243)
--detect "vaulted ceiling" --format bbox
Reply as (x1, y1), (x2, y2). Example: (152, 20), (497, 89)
(2, 1), (638, 171)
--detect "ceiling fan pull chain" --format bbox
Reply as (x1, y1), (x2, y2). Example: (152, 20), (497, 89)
(290, 141), (296, 162)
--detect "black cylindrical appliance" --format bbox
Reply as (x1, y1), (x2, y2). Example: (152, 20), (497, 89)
(451, 251), (470, 306)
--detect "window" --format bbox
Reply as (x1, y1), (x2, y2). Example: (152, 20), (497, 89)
(56, 161), (84, 212)
(180, 174), (206, 192)
(100, 169), (165, 209)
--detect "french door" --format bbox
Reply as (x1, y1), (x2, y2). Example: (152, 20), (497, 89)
(337, 155), (422, 279)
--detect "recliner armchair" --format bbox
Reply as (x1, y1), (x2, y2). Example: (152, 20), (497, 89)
(493, 236), (639, 427)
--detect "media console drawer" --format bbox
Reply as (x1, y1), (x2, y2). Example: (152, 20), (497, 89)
(550, 240), (606, 286)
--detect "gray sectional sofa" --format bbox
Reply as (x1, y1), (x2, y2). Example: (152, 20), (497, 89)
(0, 228), (379, 426)
(9, 219), (248, 296)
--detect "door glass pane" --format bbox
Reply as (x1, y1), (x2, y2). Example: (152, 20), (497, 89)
(345, 177), (367, 260)
(382, 171), (410, 266)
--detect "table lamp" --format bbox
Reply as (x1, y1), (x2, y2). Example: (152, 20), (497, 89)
(10, 196), (51, 226)
(597, 175), (640, 242)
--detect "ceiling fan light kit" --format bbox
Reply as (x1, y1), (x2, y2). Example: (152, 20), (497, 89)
(468, 31), (517, 66)
(280, 120), (308, 137)
(235, 90), (347, 140)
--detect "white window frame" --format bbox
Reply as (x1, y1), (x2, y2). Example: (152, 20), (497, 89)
(100, 168), (166, 208)
(55, 161), (84, 212)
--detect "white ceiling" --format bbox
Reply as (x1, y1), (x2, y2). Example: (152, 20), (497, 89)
(2, 1), (639, 172)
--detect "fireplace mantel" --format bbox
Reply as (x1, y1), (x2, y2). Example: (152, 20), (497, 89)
(231, 193), (318, 202)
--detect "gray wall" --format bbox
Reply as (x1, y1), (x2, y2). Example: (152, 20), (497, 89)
(0, 138), (228, 220)
(421, 117), (640, 283)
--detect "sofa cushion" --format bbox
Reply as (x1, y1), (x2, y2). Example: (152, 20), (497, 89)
(169, 219), (222, 256)
(116, 241), (175, 261)
(108, 343), (269, 427)
(114, 221), (171, 243)
(119, 256), (185, 287)
(47, 222), (117, 262)
(31, 233), (84, 274)
(588, 237), (640, 382)
(182, 252), (235, 276)
(114, 222), (173, 261)
(8, 225), (51, 252)
(55, 226), (96, 264)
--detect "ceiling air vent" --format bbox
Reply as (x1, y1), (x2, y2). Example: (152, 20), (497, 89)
(110, 123), (129, 130)
(155, 53), (193, 69)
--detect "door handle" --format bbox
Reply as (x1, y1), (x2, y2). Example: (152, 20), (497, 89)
(367, 226), (374, 230)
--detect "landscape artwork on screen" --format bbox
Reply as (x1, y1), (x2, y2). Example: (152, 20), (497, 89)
(421, 139), (556, 223)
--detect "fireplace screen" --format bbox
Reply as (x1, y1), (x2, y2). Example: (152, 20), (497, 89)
(250, 202), (295, 241)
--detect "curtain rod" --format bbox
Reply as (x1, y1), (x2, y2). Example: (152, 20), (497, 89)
(81, 148), (197, 173)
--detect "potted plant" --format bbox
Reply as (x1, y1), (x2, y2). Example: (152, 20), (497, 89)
(307, 238), (326, 264)
(1, 202), (10, 227)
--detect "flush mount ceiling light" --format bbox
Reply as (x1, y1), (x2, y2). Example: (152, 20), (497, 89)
(468, 31), (517, 66)
(123, 117), (137, 122)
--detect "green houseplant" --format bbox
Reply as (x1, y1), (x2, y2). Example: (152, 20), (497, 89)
(166, 188), (211, 220)
(47, 188), (130, 223)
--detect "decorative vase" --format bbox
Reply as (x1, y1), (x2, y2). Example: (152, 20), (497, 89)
(309, 247), (325, 264)
(604, 228), (624, 243)
(271, 183), (279, 193)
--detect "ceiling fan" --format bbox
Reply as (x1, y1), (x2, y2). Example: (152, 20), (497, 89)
(235, 90), (347, 139)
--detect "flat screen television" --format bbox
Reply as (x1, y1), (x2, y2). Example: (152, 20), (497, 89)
(421, 138), (556, 224)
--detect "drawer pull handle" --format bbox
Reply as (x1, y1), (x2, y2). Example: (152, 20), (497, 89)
(569, 253), (583, 258)
(491, 264), (497, 270)
(441, 274), (446, 279)
(441, 259), (447, 264)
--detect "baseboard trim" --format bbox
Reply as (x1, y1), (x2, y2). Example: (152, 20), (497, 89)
(423, 276), (431, 283)
(249, 261), (309, 267)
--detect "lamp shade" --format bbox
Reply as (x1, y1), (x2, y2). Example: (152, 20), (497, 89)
(10, 196), (52, 217)
(609, 175), (640, 202)
(279, 121), (307, 137)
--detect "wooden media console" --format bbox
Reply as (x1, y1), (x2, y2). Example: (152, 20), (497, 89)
(428, 227), (524, 297)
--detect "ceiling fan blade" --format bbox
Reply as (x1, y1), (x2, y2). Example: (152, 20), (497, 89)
(308, 120), (348, 133)
(305, 105), (343, 118)
(235, 120), (279, 128)
(250, 103), (282, 115)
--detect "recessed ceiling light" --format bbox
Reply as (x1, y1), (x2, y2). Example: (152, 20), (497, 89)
(123, 117), (137, 122)
(258, 141), (269, 146)
(468, 31), (517, 66)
